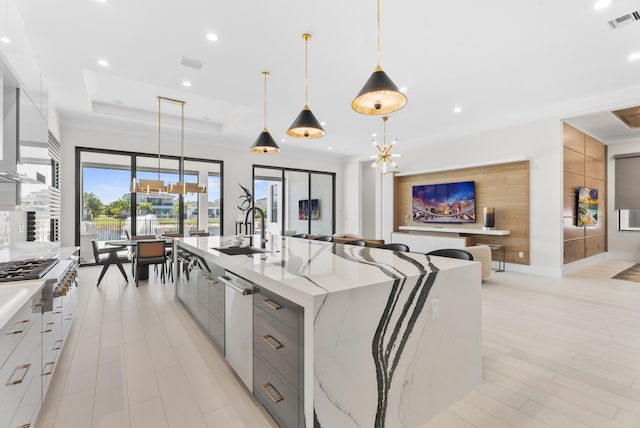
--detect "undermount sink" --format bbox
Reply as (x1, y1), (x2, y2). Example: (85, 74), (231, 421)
(213, 246), (266, 256)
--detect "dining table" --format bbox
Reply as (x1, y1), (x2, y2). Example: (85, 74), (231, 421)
(105, 238), (173, 281)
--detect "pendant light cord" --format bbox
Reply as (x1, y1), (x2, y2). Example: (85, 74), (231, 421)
(304, 34), (309, 107)
(181, 100), (185, 193)
(262, 71), (269, 130)
(383, 116), (387, 146)
(157, 97), (161, 184)
(377, 0), (381, 67)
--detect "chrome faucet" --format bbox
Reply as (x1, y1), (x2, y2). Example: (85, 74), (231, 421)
(244, 207), (266, 249)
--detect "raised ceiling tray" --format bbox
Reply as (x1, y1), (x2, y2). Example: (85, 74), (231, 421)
(612, 106), (640, 130)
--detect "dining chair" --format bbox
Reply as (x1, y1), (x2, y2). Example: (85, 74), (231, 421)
(426, 248), (474, 261)
(134, 240), (168, 286)
(91, 239), (128, 286)
(313, 235), (334, 242)
(162, 233), (183, 281)
(345, 239), (367, 247)
(378, 243), (410, 252)
(127, 234), (157, 274)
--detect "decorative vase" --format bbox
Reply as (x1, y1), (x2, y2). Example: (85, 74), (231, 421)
(483, 207), (495, 230)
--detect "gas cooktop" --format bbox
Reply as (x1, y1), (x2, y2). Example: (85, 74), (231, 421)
(0, 258), (59, 282)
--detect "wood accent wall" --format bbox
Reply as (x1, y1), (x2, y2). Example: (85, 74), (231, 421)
(394, 161), (530, 265)
(563, 123), (607, 264)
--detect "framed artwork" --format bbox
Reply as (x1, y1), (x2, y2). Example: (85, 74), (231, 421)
(577, 186), (598, 226)
(299, 199), (319, 220)
(298, 199), (308, 220)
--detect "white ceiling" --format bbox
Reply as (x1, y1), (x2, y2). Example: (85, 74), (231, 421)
(14, 0), (640, 160)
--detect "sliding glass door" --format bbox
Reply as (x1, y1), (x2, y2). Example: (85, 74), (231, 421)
(253, 165), (335, 237)
(76, 147), (223, 264)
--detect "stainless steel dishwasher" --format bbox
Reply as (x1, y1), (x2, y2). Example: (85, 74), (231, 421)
(218, 271), (254, 390)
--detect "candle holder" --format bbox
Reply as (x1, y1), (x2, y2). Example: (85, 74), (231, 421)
(483, 207), (495, 230)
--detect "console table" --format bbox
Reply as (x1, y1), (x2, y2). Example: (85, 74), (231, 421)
(392, 226), (511, 261)
(398, 226), (511, 236)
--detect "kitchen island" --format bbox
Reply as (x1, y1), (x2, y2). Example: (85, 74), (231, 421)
(176, 235), (482, 428)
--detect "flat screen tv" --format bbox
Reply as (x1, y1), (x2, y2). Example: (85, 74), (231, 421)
(412, 181), (476, 224)
(577, 186), (598, 226)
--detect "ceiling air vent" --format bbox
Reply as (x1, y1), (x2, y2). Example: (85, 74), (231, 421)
(608, 11), (640, 29)
(179, 57), (205, 70)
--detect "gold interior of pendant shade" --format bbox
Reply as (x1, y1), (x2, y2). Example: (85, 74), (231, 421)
(351, 0), (407, 115)
(250, 71), (280, 154)
(287, 33), (325, 139)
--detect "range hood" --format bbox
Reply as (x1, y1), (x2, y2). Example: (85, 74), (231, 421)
(1, 68), (48, 185)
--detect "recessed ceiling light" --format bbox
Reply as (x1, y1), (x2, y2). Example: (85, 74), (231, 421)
(182, 80), (192, 87)
(280, 139), (285, 143)
(593, 0), (612, 10)
(95, 0), (107, 3)
(320, 122), (327, 126)
(0, 36), (11, 44)
(399, 86), (408, 93)
(97, 59), (109, 67)
(328, 147), (333, 150)
(453, 106), (463, 113)
(372, 133), (377, 137)
(206, 33), (219, 42)
(628, 52), (640, 62)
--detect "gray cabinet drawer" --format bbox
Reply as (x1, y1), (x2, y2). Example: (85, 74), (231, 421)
(253, 308), (300, 391)
(253, 287), (301, 333)
(254, 353), (301, 428)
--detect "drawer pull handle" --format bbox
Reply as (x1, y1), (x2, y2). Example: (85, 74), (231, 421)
(52, 340), (63, 351)
(41, 361), (55, 376)
(41, 329), (52, 334)
(261, 335), (284, 350)
(6, 364), (30, 386)
(262, 383), (284, 403)
(262, 299), (283, 311)
(5, 320), (30, 335)
(217, 276), (253, 295)
(52, 311), (61, 315)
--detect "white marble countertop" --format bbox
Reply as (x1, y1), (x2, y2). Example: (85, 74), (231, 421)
(0, 280), (44, 331)
(177, 235), (475, 306)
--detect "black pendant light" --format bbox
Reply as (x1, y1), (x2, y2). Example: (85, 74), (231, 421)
(250, 71), (280, 154)
(287, 33), (325, 139)
(352, 0), (407, 115)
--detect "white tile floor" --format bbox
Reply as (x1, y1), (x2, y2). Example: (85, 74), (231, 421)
(36, 264), (277, 428)
(36, 258), (640, 428)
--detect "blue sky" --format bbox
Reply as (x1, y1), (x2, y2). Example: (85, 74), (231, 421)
(83, 167), (221, 204)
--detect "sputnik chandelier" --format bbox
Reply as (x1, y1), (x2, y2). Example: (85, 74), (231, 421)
(370, 116), (401, 173)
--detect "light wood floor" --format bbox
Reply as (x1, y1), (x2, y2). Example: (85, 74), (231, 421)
(37, 258), (640, 428)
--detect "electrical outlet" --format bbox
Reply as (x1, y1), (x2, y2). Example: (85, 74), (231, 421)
(431, 299), (440, 320)
(518, 251), (524, 258)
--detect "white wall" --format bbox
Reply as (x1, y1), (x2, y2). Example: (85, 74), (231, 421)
(607, 139), (640, 259)
(59, 126), (344, 247)
(382, 118), (564, 277)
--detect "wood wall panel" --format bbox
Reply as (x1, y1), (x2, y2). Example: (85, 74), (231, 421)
(585, 157), (606, 180)
(562, 123), (607, 264)
(585, 235), (606, 257)
(563, 123), (584, 152)
(564, 171), (584, 194)
(564, 147), (585, 175)
(394, 161), (529, 265)
(564, 239), (585, 264)
(585, 136), (606, 161)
